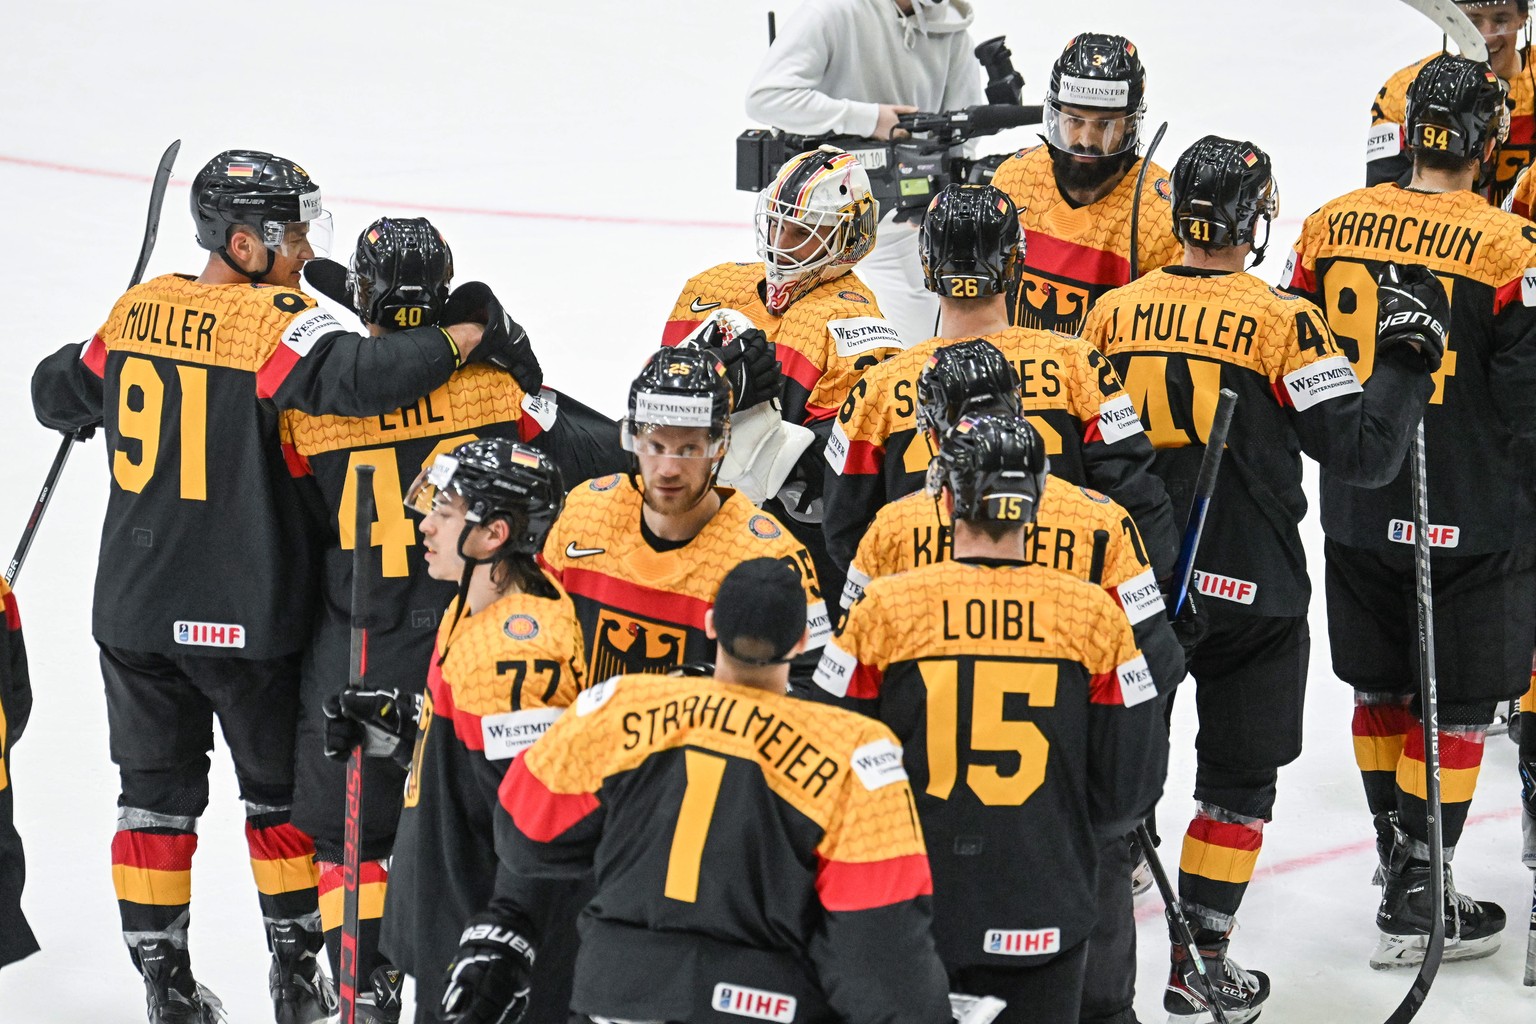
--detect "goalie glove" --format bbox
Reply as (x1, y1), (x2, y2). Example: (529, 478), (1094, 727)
(716, 402), (816, 506)
(1375, 263), (1448, 372)
(323, 687), (420, 767)
(444, 282), (545, 394)
(441, 914), (536, 1024)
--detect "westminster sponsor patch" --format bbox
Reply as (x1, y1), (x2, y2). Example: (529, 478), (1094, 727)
(1366, 122), (1403, 163)
(841, 564), (871, 608)
(1282, 355), (1361, 411)
(1057, 74), (1129, 108)
(1522, 269), (1536, 308)
(824, 420), (851, 474)
(1116, 653), (1157, 707)
(1097, 394), (1144, 444)
(813, 641), (857, 698)
(520, 387), (558, 431)
(280, 307), (341, 356)
(481, 707), (563, 760)
(1115, 569), (1165, 625)
(849, 738), (907, 790)
(827, 316), (902, 357)
(634, 392), (714, 427)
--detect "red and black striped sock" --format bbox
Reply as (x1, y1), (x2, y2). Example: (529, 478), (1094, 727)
(1396, 722), (1486, 853)
(317, 858), (389, 982)
(1177, 804), (1264, 937)
(1351, 694), (1414, 816)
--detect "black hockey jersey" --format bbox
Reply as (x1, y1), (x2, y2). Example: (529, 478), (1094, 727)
(31, 273), (464, 658)
(1081, 265), (1434, 616)
(1284, 184), (1536, 554)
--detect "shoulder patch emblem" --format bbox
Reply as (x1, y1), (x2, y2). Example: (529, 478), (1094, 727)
(748, 514), (782, 540)
(1268, 285), (1300, 301)
(1153, 178), (1172, 202)
(503, 613), (541, 641)
(589, 474), (621, 492)
(837, 290), (869, 304)
(1079, 487), (1111, 504)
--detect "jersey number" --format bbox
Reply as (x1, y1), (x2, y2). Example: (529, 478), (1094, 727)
(1323, 260), (1457, 404)
(496, 659), (563, 708)
(113, 356), (208, 499)
(920, 659), (1056, 806)
(664, 749), (726, 903)
(338, 434), (479, 577)
(1118, 356), (1222, 448)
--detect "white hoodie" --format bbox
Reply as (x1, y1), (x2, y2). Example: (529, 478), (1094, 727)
(744, 0), (984, 139)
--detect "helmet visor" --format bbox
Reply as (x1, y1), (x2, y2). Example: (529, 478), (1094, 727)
(404, 453), (464, 517)
(621, 420), (727, 459)
(1045, 102), (1141, 157)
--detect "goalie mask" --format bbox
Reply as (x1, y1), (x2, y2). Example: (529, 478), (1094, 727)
(755, 146), (878, 315)
(926, 414), (1049, 525)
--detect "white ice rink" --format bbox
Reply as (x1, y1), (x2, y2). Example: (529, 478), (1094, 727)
(2, 1), (1533, 1021)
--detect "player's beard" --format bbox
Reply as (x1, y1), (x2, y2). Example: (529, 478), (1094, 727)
(1048, 146), (1138, 196)
(641, 472), (714, 517)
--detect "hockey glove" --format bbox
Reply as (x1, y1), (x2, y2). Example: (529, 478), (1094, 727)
(323, 687), (420, 767)
(715, 328), (784, 411)
(717, 401), (816, 506)
(444, 282), (545, 394)
(301, 258), (358, 315)
(1375, 263), (1448, 372)
(441, 914), (536, 1024)
(1161, 585), (1208, 655)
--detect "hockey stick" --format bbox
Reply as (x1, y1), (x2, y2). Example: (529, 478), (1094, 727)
(5, 139), (181, 588)
(339, 464), (376, 1024)
(1172, 389), (1238, 617)
(1128, 121), (1169, 284)
(1394, 0), (1489, 61)
(1383, 423), (1445, 1024)
(1524, 871), (1535, 986)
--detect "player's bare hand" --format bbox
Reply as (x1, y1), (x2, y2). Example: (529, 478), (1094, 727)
(874, 104), (919, 140)
(446, 322), (486, 361)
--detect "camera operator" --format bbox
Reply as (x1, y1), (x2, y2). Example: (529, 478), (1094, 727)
(745, 0), (984, 347)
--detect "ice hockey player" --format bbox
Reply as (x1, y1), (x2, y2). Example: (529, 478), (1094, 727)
(815, 413), (1170, 1024)
(990, 33), (1179, 335)
(541, 347), (830, 682)
(278, 216), (560, 1020)
(0, 577), (36, 973)
(1285, 55), (1536, 967)
(28, 149), (520, 1024)
(439, 556), (952, 1024)
(823, 182), (1178, 590)
(1368, 0), (1534, 206)
(319, 438), (588, 1023)
(1081, 135), (1439, 1019)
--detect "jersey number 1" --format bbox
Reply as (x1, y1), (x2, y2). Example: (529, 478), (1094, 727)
(664, 749), (726, 903)
(113, 356), (208, 499)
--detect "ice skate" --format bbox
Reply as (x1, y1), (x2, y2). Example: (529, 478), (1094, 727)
(1164, 933), (1269, 1024)
(135, 938), (226, 1024)
(1371, 823), (1505, 969)
(268, 920), (337, 1024)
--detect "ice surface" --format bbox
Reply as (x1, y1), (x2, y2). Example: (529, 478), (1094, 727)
(1, 1), (1531, 1021)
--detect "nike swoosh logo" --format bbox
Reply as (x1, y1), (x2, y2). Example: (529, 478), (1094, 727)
(565, 542), (606, 559)
(690, 298), (722, 313)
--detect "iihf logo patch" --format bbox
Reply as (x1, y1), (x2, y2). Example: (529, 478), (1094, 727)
(1154, 178), (1172, 202)
(503, 614), (540, 641)
(1391, 521), (1407, 542)
(177, 623), (189, 643)
(748, 515), (782, 540)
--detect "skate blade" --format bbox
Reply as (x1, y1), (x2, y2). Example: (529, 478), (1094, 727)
(1165, 1004), (1263, 1024)
(1369, 931), (1502, 969)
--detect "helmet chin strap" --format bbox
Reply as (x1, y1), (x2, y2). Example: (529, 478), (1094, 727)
(217, 245), (276, 283)
(437, 522), (489, 665)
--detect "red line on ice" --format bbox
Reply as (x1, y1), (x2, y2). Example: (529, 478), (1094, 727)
(1134, 805), (1523, 923)
(0, 152), (742, 231)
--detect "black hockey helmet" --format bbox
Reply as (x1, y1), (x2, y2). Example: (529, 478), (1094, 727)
(405, 438), (564, 555)
(1456, 0), (1529, 16)
(622, 347), (733, 458)
(1045, 33), (1146, 156)
(1171, 135), (1280, 264)
(191, 150), (332, 256)
(349, 218), (454, 330)
(920, 184), (1024, 298)
(1405, 54), (1509, 160)
(926, 413), (1049, 525)
(916, 339), (1023, 437)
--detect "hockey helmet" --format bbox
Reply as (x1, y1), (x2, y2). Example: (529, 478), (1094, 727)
(1171, 136), (1280, 264)
(755, 146), (878, 315)
(191, 149), (332, 258)
(920, 184), (1024, 298)
(404, 438), (564, 556)
(349, 217), (454, 330)
(1044, 33), (1147, 157)
(926, 413), (1049, 525)
(622, 347), (733, 459)
(916, 339), (1023, 437)
(1405, 54), (1509, 159)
